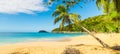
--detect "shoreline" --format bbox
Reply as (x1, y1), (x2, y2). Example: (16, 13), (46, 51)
(0, 32), (87, 46)
(0, 33), (120, 47)
(0, 33), (120, 54)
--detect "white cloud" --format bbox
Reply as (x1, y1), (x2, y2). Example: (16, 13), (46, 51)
(0, 0), (49, 14)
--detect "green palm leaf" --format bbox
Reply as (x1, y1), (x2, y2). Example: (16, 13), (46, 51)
(52, 5), (80, 31)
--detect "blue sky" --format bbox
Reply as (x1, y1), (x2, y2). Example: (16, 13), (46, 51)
(0, 0), (103, 32)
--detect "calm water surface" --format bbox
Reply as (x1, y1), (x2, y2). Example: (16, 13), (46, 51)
(0, 32), (86, 45)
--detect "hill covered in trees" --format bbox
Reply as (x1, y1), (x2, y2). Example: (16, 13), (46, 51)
(52, 15), (120, 33)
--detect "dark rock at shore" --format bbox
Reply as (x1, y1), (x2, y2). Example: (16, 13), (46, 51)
(38, 30), (48, 33)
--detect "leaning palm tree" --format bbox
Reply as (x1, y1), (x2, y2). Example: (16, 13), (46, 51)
(50, 0), (109, 48)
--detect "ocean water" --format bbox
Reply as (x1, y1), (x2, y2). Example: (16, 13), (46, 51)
(0, 32), (85, 45)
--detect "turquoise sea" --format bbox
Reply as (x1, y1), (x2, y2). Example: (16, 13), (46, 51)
(0, 32), (85, 45)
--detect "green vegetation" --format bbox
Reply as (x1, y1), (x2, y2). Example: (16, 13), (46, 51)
(96, 0), (120, 32)
(53, 15), (120, 33)
(49, 0), (120, 48)
(52, 5), (80, 31)
(50, 0), (120, 33)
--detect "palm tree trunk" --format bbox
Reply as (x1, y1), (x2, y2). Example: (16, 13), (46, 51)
(68, 22), (71, 31)
(80, 26), (109, 48)
(117, 17), (120, 33)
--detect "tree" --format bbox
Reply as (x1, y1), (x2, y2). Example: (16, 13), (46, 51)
(49, 0), (109, 48)
(96, 0), (110, 14)
(112, 0), (120, 14)
(96, 0), (120, 32)
(52, 5), (80, 31)
(112, 0), (120, 32)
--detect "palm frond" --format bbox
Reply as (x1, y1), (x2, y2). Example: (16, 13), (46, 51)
(52, 10), (60, 17)
(96, 0), (102, 9)
(54, 15), (63, 24)
(57, 5), (67, 12)
(113, 0), (120, 13)
(70, 13), (81, 24)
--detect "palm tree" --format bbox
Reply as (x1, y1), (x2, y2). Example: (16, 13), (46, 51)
(96, 0), (120, 32)
(96, 0), (110, 14)
(52, 5), (80, 31)
(112, 0), (120, 14)
(50, 0), (109, 48)
(112, 0), (120, 32)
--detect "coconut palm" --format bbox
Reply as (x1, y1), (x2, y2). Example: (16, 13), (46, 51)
(52, 5), (80, 31)
(50, 0), (109, 48)
(112, 0), (120, 32)
(113, 0), (120, 14)
(96, 0), (120, 15)
(96, 0), (120, 32)
(96, 0), (110, 14)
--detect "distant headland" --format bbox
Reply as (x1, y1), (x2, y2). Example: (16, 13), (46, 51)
(38, 30), (48, 33)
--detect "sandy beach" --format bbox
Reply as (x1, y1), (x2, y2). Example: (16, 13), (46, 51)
(0, 33), (120, 54)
